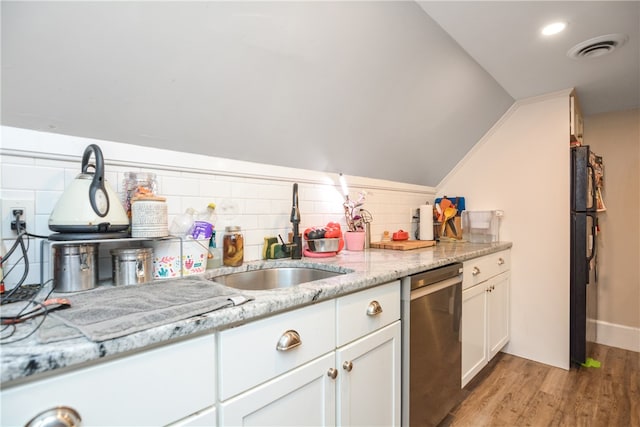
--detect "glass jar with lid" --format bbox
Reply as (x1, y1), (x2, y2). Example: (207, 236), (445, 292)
(223, 226), (244, 267)
(122, 172), (158, 219)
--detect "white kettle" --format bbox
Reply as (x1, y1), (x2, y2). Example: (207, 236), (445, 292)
(49, 144), (129, 233)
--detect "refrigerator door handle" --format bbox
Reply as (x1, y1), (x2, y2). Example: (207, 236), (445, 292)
(586, 213), (597, 264)
(587, 163), (597, 212)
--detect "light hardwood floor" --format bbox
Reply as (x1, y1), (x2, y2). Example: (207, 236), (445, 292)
(442, 343), (640, 427)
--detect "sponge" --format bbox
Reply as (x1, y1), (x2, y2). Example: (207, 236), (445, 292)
(262, 237), (278, 259)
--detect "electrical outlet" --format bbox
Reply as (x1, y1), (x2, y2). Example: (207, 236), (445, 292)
(1, 200), (35, 239)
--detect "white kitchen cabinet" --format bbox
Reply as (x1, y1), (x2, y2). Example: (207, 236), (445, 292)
(169, 406), (217, 427)
(217, 281), (401, 426)
(336, 321), (401, 427)
(487, 271), (510, 360)
(1, 334), (217, 427)
(217, 299), (335, 401)
(219, 352), (336, 426)
(462, 250), (511, 387)
(461, 278), (487, 386)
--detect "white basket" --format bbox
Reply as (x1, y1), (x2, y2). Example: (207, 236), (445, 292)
(144, 238), (209, 279)
(462, 211), (501, 243)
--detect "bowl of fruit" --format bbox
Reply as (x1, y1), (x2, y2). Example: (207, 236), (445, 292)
(304, 222), (345, 254)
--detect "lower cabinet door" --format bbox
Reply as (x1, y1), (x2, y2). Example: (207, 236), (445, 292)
(488, 272), (510, 360)
(336, 321), (401, 427)
(219, 352), (336, 426)
(462, 282), (488, 387)
(168, 406), (216, 427)
(1, 335), (216, 427)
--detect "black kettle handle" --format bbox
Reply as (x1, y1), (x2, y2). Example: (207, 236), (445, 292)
(81, 144), (109, 217)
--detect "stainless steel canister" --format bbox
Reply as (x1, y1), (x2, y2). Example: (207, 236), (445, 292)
(53, 243), (99, 292)
(111, 247), (154, 285)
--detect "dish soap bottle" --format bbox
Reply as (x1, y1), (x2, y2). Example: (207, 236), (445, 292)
(206, 228), (222, 269)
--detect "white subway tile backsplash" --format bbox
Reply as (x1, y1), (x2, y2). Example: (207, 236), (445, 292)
(199, 179), (232, 199)
(1, 189), (36, 201)
(35, 191), (63, 215)
(1, 126), (435, 288)
(257, 214), (289, 230)
(244, 199), (272, 214)
(35, 213), (51, 238)
(162, 175), (201, 197)
(2, 164), (65, 191)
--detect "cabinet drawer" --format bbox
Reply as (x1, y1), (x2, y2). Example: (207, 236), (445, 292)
(463, 250), (510, 290)
(1, 334), (216, 427)
(336, 281), (400, 347)
(218, 299), (335, 401)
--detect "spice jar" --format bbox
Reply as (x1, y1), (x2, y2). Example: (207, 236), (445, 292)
(223, 226), (244, 266)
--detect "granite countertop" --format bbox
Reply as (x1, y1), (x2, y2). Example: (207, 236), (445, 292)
(0, 241), (511, 387)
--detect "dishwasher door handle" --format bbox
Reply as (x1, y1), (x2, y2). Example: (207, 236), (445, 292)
(410, 276), (462, 300)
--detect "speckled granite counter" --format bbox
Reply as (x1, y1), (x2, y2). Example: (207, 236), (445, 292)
(1, 241), (511, 387)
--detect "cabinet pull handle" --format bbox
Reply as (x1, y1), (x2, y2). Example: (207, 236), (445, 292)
(26, 406), (82, 427)
(367, 300), (383, 316)
(343, 361), (353, 372)
(472, 267), (481, 276)
(327, 368), (338, 379)
(276, 330), (302, 351)
(497, 258), (505, 265)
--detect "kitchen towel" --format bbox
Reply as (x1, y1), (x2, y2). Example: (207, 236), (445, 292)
(39, 278), (253, 343)
(419, 204), (434, 241)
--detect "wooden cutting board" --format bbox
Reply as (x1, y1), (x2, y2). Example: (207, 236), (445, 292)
(370, 240), (436, 250)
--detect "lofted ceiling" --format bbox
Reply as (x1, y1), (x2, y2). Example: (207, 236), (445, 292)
(1, 1), (637, 187)
(420, 1), (640, 116)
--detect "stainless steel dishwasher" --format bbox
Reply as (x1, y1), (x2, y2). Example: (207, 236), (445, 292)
(401, 263), (464, 426)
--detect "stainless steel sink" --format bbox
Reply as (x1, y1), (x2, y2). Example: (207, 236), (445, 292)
(212, 267), (345, 291)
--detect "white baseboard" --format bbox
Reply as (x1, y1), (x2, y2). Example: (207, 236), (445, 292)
(592, 319), (640, 353)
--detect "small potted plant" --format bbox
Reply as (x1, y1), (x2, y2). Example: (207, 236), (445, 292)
(343, 191), (370, 250)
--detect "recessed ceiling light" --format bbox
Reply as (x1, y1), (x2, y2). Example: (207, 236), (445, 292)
(541, 22), (567, 36)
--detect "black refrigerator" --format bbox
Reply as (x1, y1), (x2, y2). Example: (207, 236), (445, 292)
(570, 145), (604, 364)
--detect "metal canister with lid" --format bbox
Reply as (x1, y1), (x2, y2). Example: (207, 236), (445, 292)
(53, 243), (99, 292)
(223, 226), (244, 267)
(111, 247), (154, 285)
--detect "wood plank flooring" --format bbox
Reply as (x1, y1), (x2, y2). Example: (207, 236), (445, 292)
(441, 344), (640, 427)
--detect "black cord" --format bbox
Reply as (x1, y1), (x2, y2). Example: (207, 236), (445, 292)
(0, 211), (39, 302)
(0, 212), (59, 342)
(0, 230), (30, 302)
(0, 280), (54, 343)
(25, 231), (50, 240)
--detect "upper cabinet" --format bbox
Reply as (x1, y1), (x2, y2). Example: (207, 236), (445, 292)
(570, 91), (584, 145)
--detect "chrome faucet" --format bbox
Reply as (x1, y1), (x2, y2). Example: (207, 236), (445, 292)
(290, 183), (302, 259)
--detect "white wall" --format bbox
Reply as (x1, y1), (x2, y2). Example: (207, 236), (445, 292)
(584, 109), (640, 352)
(438, 90), (571, 369)
(0, 126), (434, 287)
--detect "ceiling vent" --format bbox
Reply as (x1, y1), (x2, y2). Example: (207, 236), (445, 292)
(567, 34), (629, 59)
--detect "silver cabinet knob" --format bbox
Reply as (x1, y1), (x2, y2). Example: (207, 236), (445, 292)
(367, 300), (383, 316)
(497, 258), (505, 265)
(327, 368), (338, 379)
(472, 267), (481, 276)
(343, 361), (353, 372)
(26, 406), (82, 427)
(276, 330), (301, 351)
